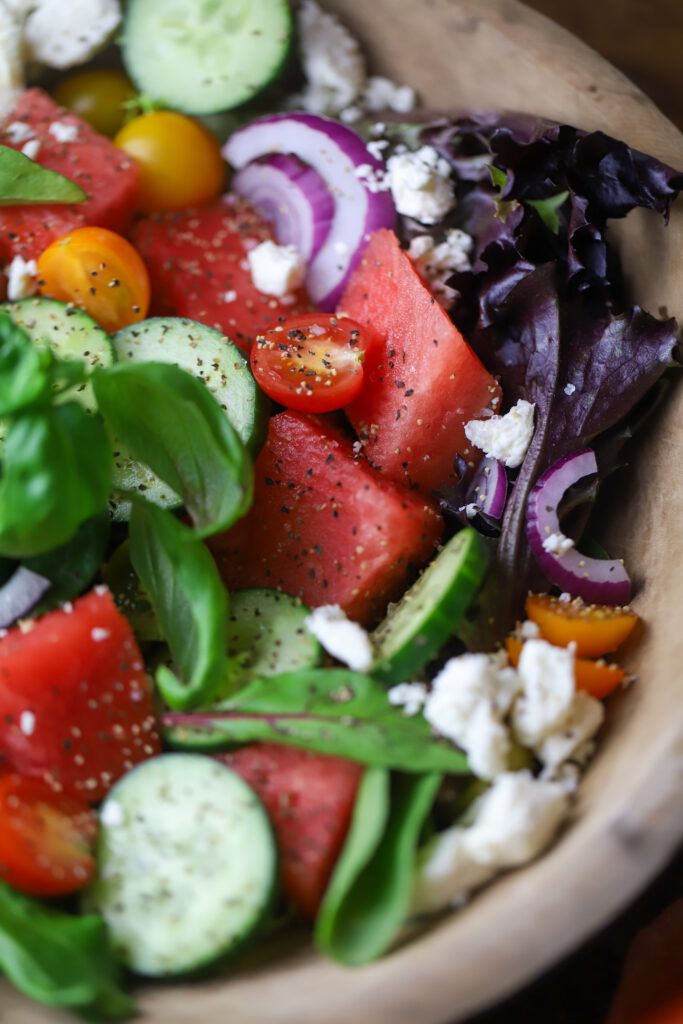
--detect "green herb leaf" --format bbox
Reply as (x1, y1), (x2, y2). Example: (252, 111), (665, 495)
(488, 163), (518, 223)
(0, 145), (87, 205)
(316, 770), (441, 965)
(0, 881), (135, 1020)
(128, 499), (229, 711)
(0, 403), (111, 559)
(526, 190), (570, 234)
(93, 362), (253, 536)
(162, 668), (470, 773)
(0, 311), (52, 416)
(25, 512), (110, 614)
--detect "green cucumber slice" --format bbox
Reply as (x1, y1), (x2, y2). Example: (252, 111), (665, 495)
(222, 587), (323, 697)
(85, 753), (277, 977)
(370, 528), (490, 684)
(122, 0), (293, 114)
(110, 316), (268, 519)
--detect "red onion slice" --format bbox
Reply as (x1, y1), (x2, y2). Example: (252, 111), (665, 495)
(231, 154), (334, 264)
(223, 113), (396, 310)
(465, 456), (508, 520)
(0, 566), (51, 628)
(526, 448), (631, 605)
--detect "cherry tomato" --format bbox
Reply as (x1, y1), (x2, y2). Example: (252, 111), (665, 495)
(36, 226), (150, 333)
(250, 314), (371, 413)
(114, 111), (225, 213)
(52, 70), (136, 138)
(525, 593), (639, 657)
(0, 774), (98, 896)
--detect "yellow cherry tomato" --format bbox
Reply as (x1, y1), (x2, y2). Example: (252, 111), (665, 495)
(52, 70), (136, 138)
(114, 111), (225, 213)
(36, 227), (150, 334)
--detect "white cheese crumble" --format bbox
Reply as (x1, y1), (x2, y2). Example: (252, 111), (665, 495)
(536, 690), (604, 772)
(387, 681), (428, 716)
(423, 653), (520, 780)
(363, 75), (417, 114)
(385, 146), (456, 225)
(100, 799), (125, 828)
(21, 137), (40, 160)
(354, 162), (389, 195)
(564, 383), (576, 396)
(464, 398), (536, 468)
(48, 120), (79, 143)
(91, 627), (111, 642)
(24, 0), (122, 69)
(0, 8), (24, 119)
(512, 638), (575, 748)
(247, 240), (306, 298)
(519, 619), (541, 640)
(4, 255), (37, 300)
(412, 771), (570, 913)
(294, 0), (366, 115)
(408, 229), (473, 308)
(542, 531), (575, 557)
(304, 604), (374, 673)
(19, 709), (35, 736)
(5, 120), (33, 144)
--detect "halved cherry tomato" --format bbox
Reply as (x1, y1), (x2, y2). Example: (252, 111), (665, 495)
(0, 774), (98, 896)
(250, 314), (371, 413)
(525, 593), (639, 658)
(114, 111), (225, 213)
(36, 226), (150, 333)
(52, 70), (136, 138)
(505, 635), (625, 700)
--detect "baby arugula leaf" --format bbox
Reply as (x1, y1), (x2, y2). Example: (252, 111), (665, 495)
(0, 145), (87, 205)
(316, 770), (441, 965)
(93, 362), (253, 537)
(0, 881), (134, 1020)
(161, 668), (470, 773)
(0, 403), (111, 559)
(128, 498), (229, 711)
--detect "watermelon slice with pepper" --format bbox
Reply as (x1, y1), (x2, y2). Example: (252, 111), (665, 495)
(0, 89), (139, 262)
(210, 409), (444, 625)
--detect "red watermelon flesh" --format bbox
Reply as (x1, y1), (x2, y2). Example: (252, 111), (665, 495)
(209, 409), (444, 625)
(0, 89), (139, 262)
(339, 229), (502, 495)
(217, 743), (363, 919)
(132, 197), (314, 353)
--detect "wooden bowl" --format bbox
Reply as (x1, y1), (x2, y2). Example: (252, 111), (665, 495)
(6, 2), (683, 1022)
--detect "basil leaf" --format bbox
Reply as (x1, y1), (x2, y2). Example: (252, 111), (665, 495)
(93, 362), (253, 536)
(0, 881), (134, 1019)
(128, 499), (229, 710)
(316, 771), (441, 965)
(162, 669), (470, 773)
(0, 311), (52, 416)
(0, 403), (111, 559)
(25, 512), (110, 613)
(0, 144), (87, 205)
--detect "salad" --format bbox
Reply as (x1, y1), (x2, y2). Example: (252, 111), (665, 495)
(0, 0), (680, 1018)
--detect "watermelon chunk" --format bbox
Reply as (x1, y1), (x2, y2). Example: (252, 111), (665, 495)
(210, 409), (444, 625)
(0, 89), (139, 262)
(339, 229), (502, 494)
(217, 743), (363, 918)
(132, 197), (314, 353)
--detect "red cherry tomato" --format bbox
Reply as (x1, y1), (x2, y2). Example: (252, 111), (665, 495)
(250, 314), (371, 413)
(0, 774), (98, 896)
(36, 226), (150, 333)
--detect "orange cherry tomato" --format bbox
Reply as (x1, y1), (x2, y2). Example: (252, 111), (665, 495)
(0, 773), (98, 896)
(36, 226), (150, 333)
(52, 69), (136, 138)
(250, 314), (371, 413)
(505, 635), (625, 700)
(525, 593), (638, 658)
(114, 111), (225, 213)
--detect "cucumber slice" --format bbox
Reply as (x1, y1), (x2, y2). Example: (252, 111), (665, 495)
(122, 0), (293, 114)
(222, 587), (323, 696)
(86, 753), (277, 977)
(110, 316), (269, 519)
(370, 528), (490, 684)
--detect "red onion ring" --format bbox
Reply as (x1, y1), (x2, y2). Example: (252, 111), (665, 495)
(0, 566), (51, 628)
(526, 448), (631, 605)
(465, 456), (508, 520)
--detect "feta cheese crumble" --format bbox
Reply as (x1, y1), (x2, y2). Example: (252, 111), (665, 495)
(294, 0), (366, 115)
(464, 399), (536, 468)
(512, 638), (575, 748)
(24, 0), (122, 69)
(247, 240), (306, 298)
(387, 681), (428, 716)
(19, 709), (35, 736)
(48, 120), (79, 143)
(5, 120), (33, 144)
(542, 531), (575, 557)
(408, 229), (473, 308)
(304, 604), (374, 673)
(363, 75), (417, 114)
(385, 146), (456, 225)
(4, 255), (37, 300)
(21, 137), (40, 160)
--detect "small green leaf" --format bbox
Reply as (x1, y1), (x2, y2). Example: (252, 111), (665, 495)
(0, 144), (86, 205)
(487, 164), (518, 223)
(93, 362), (253, 537)
(162, 668), (470, 773)
(0, 312), (52, 416)
(128, 499), (229, 711)
(0, 881), (134, 1020)
(526, 190), (570, 234)
(488, 165), (507, 192)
